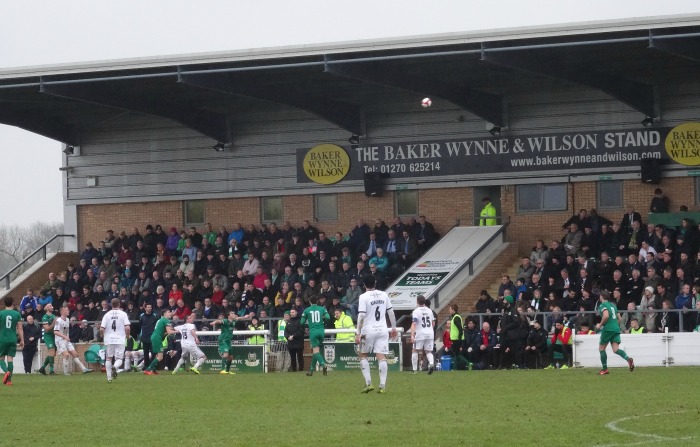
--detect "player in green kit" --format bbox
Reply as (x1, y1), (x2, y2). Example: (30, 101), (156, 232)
(144, 309), (176, 375)
(39, 303), (56, 375)
(0, 296), (24, 386)
(595, 290), (634, 375)
(301, 295), (330, 376)
(212, 311), (238, 375)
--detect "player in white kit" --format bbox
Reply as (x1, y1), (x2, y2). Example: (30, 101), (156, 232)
(354, 275), (397, 394)
(100, 298), (131, 382)
(173, 313), (207, 374)
(410, 295), (435, 374)
(54, 305), (93, 375)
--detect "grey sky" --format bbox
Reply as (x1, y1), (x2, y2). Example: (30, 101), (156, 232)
(1, 0), (698, 225)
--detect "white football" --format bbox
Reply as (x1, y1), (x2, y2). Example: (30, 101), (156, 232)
(421, 97), (432, 108)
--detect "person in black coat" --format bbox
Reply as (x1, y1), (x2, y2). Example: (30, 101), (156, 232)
(22, 316), (41, 373)
(657, 299), (680, 332)
(524, 320), (549, 369)
(284, 310), (304, 372)
(499, 294), (521, 369)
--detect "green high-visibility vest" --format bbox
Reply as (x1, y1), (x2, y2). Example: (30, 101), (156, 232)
(630, 327), (645, 334)
(450, 314), (462, 341)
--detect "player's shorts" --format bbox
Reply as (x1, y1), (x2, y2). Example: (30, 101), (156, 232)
(105, 344), (126, 359)
(56, 339), (75, 355)
(599, 331), (621, 345)
(360, 331), (389, 355)
(182, 345), (205, 359)
(218, 341), (232, 356)
(43, 337), (56, 350)
(150, 336), (164, 355)
(413, 338), (434, 351)
(308, 330), (324, 348)
(0, 342), (16, 357)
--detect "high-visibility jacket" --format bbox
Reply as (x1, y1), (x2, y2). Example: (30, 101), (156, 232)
(334, 313), (355, 342)
(248, 324), (265, 345)
(450, 314), (463, 341)
(479, 202), (497, 226)
(630, 327), (645, 334)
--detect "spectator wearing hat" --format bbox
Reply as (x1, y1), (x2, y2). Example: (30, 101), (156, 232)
(650, 188), (670, 213)
(479, 197), (497, 226)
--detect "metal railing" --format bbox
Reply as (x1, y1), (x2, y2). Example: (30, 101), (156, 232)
(1, 234), (75, 290)
(437, 308), (699, 334)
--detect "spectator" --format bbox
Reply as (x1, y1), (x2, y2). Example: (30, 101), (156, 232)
(414, 215), (438, 253)
(530, 239), (548, 265)
(78, 320), (94, 342)
(69, 317), (80, 343)
(22, 315), (41, 373)
(284, 309), (304, 372)
(479, 197), (497, 226)
(650, 188), (670, 213)
(620, 206), (642, 235)
(657, 299), (679, 332)
(348, 219), (371, 251)
(546, 319), (572, 369)
(524, 320), (548, 369)
(20, 289), (38, 318)
(563, 223), (583, 256)
(517, 257), (535, 282)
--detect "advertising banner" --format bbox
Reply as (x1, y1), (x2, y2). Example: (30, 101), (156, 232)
(199, 344), (265, 373)
(293, 124), (700, 184)
(322, 341), (402, 371)
(385, 260), (462, 310)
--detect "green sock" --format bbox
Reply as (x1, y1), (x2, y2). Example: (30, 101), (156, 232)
(315, 352), (325, 367)
(148, 358), (159, 371)
(48, 356), (54, 372)
(616, 349), (629, 361)
(42, 357), (50, 368)
(225, 359), (232, 372)
(7, 362), (12, 381)
(0, 360), (6, 373)
(310, 355), (317, 372)
(600, 351), (608, 369)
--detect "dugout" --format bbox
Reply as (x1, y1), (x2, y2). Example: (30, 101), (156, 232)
(2, 15), (700, 306)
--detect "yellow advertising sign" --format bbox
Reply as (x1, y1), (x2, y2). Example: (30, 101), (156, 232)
(665, 122), (700, 166)
(302, 144), (350, 184)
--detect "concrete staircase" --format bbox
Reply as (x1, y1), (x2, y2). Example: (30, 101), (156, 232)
(0, 252), (79, 300)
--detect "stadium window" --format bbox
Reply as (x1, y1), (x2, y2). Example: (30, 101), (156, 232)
(183, 200), (205, 226)
(597, 180), (623, 209)
(314, 194), (338, 222)
(396, 190), (418, 216)
(517, 184), (567, 212)
(261, 197), (283, 222)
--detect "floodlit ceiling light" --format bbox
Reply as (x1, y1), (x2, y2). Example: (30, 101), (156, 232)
(489, 126), (501, 136)
(641, 117), (654, 127)
(63, 146), (75, 155)
(213, 142), (226, 152)
(348, 134), (360, 145)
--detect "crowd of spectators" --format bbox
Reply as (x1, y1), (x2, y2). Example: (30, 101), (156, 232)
(449, 190), (700, 370)
(19, 216), (441, 344)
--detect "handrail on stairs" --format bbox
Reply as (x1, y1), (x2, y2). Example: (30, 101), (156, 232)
(1, 234), (75, 290)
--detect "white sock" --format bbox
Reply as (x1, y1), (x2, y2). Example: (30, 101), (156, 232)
(194, 357), (205, 369)
(63, 357), (70, 374)
(124, 357), (131, 370)
(114, 359), (123, 370)
(426, 352), (434, 367)
(174, 358), (185, 371)
(411, 352), (418, 371)
(379, 360), (388, 388)
(360, 358), (372, 385)
(106, 360), (113, 380)
(73, 357), (86, 371)
(137, 360), (144, 369)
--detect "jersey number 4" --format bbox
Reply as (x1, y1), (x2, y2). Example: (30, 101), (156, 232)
(111, 320), (117, 331)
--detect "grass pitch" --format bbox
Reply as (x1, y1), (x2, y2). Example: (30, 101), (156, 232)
(3, 367), (699, 446)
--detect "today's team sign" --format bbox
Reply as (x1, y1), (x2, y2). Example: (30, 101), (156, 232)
(297, 123), (700, 184)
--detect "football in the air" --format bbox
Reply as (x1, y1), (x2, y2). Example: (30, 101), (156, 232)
(421, 97), (432, 108)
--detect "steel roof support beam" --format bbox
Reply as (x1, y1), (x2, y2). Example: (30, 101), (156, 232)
(481, 48), (656, 118)
(324, 56), (506, 127)
(650, 34), (700, 63)
(0, 108), (79, 145)
(178, 70), (364, 136)
(39, 81), (231, 143)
